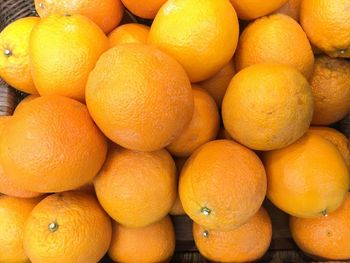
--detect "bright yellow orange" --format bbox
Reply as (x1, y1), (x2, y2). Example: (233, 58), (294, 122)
(0, 195), (41, 263)
(86, 44), (194, 152)
(264, 133), (350, 218)
(94, 146), (177, 227)
(230, 0), (288, 20)
(34, 0), (124, 33)
(222, 64), (314, 151)
(193, 207), (272, 262)
(148, 0), (239, 82)
(29, 14), (109, 102)
(290, 193), (350, 260)
(0, 96), (108, 193)
(24, 191), (112, 263)
(200, 59), (235, 107)
(14, 95), (39, 113)
(109, 216), (175, 262)
(0, 17), (40, 94)
(308, 127), (350, 170)
(300, 0), (350, 58)
(179, 140), (266, 231)
(275, 0), (302, 21)
(121, 0), (167, 19)
(309, 55), (350, 125)
(108, 23), (149, 47)
(167, 86), (220, 157)
(235, 14), (314, 79)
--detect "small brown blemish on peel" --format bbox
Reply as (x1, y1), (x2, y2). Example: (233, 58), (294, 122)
(4, 49), (12, 56)
(203, 230), (209, 238)
(48, 221), (59, 232)
(201, 207), (211, 216)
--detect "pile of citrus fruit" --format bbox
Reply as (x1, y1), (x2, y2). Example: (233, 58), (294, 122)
(0, 0), (349, 262)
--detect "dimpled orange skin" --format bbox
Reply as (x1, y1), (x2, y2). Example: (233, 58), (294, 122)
(0, 195), (41, 263)
(94, 146), (177, 228)
(86, 44), (194, 152)
(179, 140), (267, 231)
(34, 0), (124, 33)
(109, 216), (175, 263)
(290, 193), (350, 261)
(121, 0), (167, 19)
(193, 207), (272, 263)
(235, 14), (314, 79)
(23, 192), (112, 263)
(300, 0), (350, 58)
(199, 59), (235, 107)
(308, 127), (350, 170)
(14, 95), (39, 113)
(148, 0), (239, 82)
(264, 133), (350, 218)
(222, 64), (314, 151)
(229, 0), (288, 20)
(0, 17), (40, 94)
(167, 86), (220, 157)
(275, 0), (302, 21)
(108, 23), (150, 47)
(309, 56), (350, 125)
(0, 96), (108, 193)
(29, 14), (109, 102)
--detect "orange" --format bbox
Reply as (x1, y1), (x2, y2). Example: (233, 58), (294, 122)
(14, 94), (39, 113)
(23, 191), (112, 263)
(193, 207), (272, 262)
(0, 95), (107, 193)
(199, 59), (235, 107)
(29, 14), (109, 102)
(275, 0), (302, 21)
(179, 140), (266, 231)
(235, 14), (314, 79)
(309, 55), (350, 125)
(0, 17), (40, 94)
(34, 0), (124, 33)
(300, 0), (350, 58)
(0, 116), (42, 198)
(308, 127), (350, 170)
(109, 215), (175, 263)
(263, 133), (350, 218)
(86, 44), (194, 152)
(167, 86), (220, 157)
(229, 0), (288, 20)
(108, 23), (149, 47)
(121, 0), (167, 19)
(148, 0), (239, 82)
(222, 64), (314, 151)
(0, 195), (41, 263)
(94, 146), (177, 227)
(290, 193), (350, 260)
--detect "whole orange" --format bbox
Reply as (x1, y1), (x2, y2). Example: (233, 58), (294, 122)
(86, 44), (194, 152)
(235, 14), (314, 79)
(179, 140), (266, 231)
(23, 191), (112, 263)
(0, 95), (107, 193)
(309, 55), (350, 125)
(109, 216), (175, 262)
(300, 0), (350, 57)
(108, 23), (149, 47)
(34, 0), (124, 33)
(148, 0), (239, 82)
(193, 207), (272, 262)
(230, 0), (288, 20)
(290, 193), (350, 260)
(94, 146), (177, 227)
(308, 127), (350, 170)
(200, 59), (236, 107)
(121, 0), (167, 19)
(0, 17), (40, 94)
(264, 133), (350, 218)
(0, 195), (41, 263)
(167, 86), (220, 157)
(29, 14), (109, 102)
(222, 64), (313, 151)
